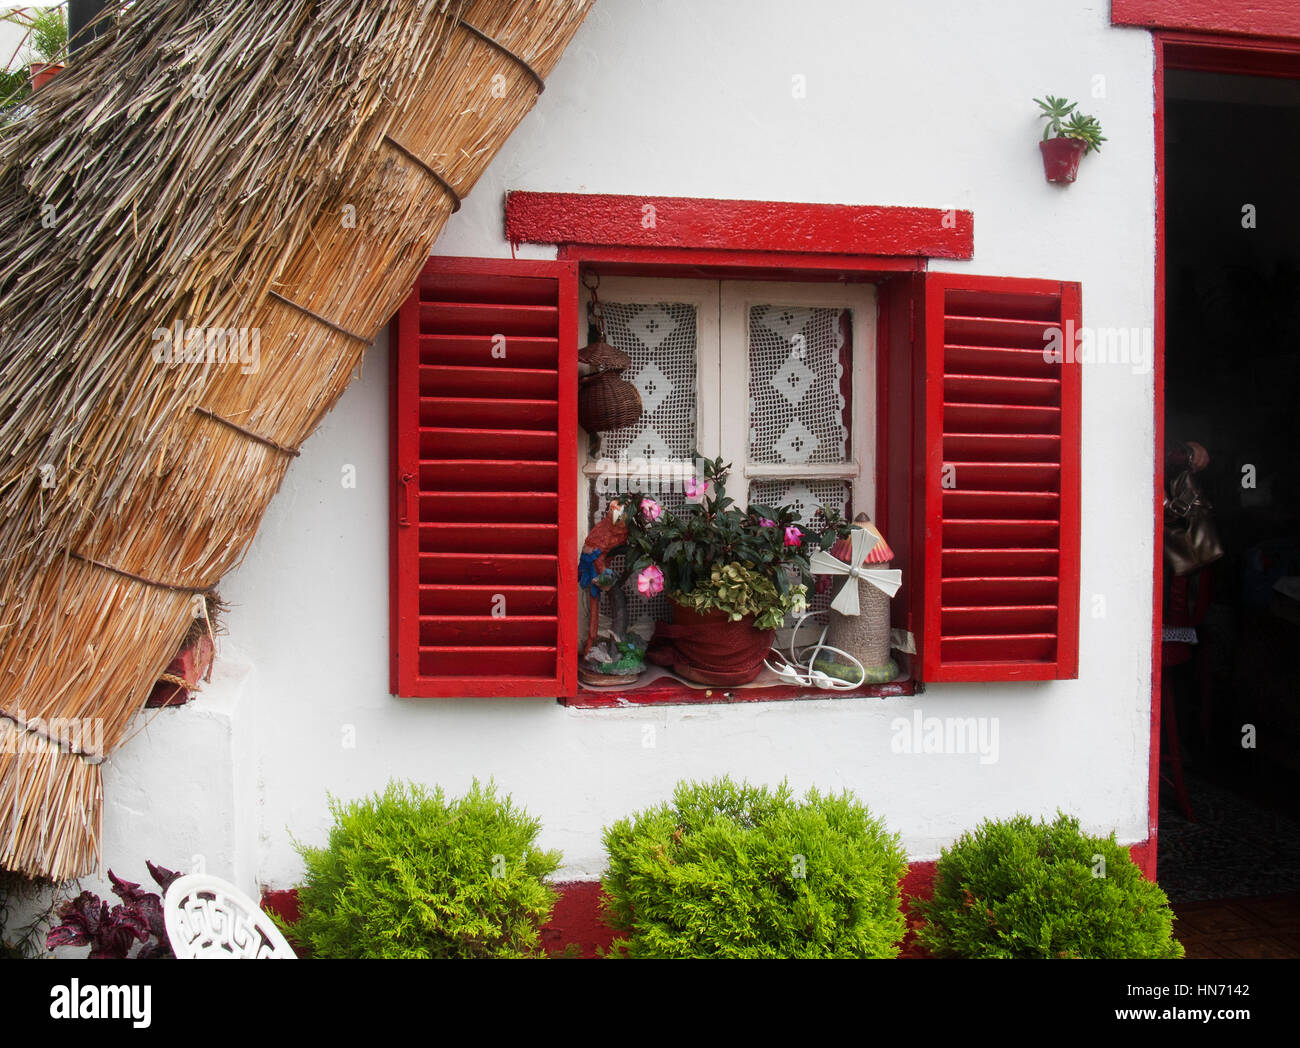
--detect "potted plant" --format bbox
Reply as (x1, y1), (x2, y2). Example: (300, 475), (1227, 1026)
(1, 6), (68, 102)
(1035, 94), (1106, 183)
(613, 456), (850, 685)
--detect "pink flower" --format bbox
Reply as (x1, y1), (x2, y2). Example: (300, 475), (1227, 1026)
(759, 518), (776, 528)
(637, 565), (665, 597)
(683, 476), (708, 499)
(783, 525), (803, 547)
(641, 498), (662, 522)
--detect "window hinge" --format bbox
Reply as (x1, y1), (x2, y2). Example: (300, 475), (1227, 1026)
(397, 471), (415, 527)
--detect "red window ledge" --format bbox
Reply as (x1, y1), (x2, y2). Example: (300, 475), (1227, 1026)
(569, 674), (920, 709)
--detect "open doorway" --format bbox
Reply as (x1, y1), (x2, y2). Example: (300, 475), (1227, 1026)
(1158, 64), (1300, 945)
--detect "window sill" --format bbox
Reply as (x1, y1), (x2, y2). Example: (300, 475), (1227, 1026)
(565, 671), (920, 708)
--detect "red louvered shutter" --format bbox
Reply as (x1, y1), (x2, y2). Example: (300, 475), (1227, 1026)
(391, 256), (579, 698)
(920, 273), (1081, 682)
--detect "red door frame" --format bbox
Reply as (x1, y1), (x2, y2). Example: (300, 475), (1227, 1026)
(1149, 28), (1300, 879)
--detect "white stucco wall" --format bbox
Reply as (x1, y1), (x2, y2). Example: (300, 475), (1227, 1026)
(88, 0), (1157, 894)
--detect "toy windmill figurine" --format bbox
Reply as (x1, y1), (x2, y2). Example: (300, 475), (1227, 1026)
(810, 514), (902, 683)
(577, 499), (646, 686)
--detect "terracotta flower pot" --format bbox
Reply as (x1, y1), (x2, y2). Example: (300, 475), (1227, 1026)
(646, 601), (775, 686)
(1039, 136), (1088, 184)
(29, 63), (64, 92)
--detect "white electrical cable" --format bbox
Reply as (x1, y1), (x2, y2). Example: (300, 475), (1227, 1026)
(763, 612), (865, 690)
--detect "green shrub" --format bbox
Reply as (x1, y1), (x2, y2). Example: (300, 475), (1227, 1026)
(291, 779), (561, 959)
(916, 812), (1184, 959)
(601, 777), (909, 958)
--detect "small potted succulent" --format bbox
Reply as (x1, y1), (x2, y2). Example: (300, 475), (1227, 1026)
(613, 456), (850, 685)
(1035, 95), (1106, 184)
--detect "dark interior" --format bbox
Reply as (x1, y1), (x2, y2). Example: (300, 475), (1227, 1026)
(1161, 69), (1300, 901)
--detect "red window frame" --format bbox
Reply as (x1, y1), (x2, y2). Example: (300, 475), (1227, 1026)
(391, 194), (1083, 703)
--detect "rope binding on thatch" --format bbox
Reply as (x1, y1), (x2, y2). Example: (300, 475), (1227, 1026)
(192, 407), (302, 458)
(266, 289), (373, 345)
(382, 133), (462, 212)
(460, 20), (546, 91)
(69, 552), (215, 595)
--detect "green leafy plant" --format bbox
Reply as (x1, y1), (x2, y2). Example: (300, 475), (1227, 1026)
(289, 779), (562, 959)
(1061, 111), (1106, 153)
(916, 812), (1183, 959)
(27, 6), (68, 64)
(1, 5), (69, 115)
(1034, 94), (1106, 152)
(601, 776), (909, 958)
(614, 455), (850, 630)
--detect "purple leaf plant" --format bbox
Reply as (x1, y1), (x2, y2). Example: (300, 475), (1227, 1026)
(46, 861), (182, 959)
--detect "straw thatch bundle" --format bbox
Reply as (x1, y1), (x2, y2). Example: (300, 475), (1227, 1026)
(0, 0), (592, 880)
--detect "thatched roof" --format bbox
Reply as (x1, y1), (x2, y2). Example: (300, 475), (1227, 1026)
(0, 0), (592, 880)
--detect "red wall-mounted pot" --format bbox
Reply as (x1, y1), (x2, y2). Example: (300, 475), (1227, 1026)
(1040, 137), (1088, 184)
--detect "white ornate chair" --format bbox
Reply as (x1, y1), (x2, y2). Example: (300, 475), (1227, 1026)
(163, 874), (297, 959)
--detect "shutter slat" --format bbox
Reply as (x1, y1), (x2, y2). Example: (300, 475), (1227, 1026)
(419, 491), (557, 523)
(421, 364), (559, 400)
(943, 577), (1061, 604)
(942, 519), (1060, 546)
(420, 300), (560, 336)
(943, 315), (1055, 348)
(942, 490), (1060, 518)
(418, 647), (558, 680)
(420, 522), (558, 554)
(394, 257), (578, 698)
(420, 428), (558, 460)
(944, 402), (1060, 434)
(942, 605), (1059, 633)
(944, 373), (1060, 406)
(419, 460), (558, 492)
(943, 463), (1060, 490)
(419, 334), (560, 368)
(922, 274), (1080, 681)
(943, 549), (1059, 575)
(419, 552), (558, 586)
(945, 344), (1059, 378)
(941, 635), (1058, 663)
(944, 433), (1061, 461)
(420, 397), (557, 429)
(418, 585), (558, 616)
(420, 616), (559, 645)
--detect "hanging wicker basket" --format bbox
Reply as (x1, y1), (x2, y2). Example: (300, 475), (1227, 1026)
(578, 369), (642, 432)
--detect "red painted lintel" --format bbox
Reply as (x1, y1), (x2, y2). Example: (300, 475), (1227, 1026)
(508, 192), (973, 260)
(1112, 0), (1300, 41)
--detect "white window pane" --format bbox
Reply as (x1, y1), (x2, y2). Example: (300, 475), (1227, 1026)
(748, 305), (850, 465)
(595, 301), (698, 463)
